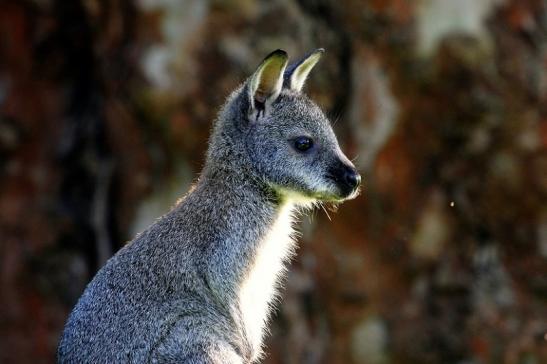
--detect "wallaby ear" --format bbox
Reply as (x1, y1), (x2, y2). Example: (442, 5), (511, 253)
(248, 49), (289, 120)
(284, 48), (324, 92)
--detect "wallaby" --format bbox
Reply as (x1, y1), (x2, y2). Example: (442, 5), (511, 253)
(58, 49), (361, 364)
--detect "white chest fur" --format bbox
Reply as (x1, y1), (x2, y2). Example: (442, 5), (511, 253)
(238, 202), (297, 357)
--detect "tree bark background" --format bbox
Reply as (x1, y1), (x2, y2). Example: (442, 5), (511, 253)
(0, 0), (545, 363)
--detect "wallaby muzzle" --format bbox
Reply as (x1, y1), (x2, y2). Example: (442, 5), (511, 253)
(327, 161), (361, 198)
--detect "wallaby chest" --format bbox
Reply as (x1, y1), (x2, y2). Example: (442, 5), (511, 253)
(238, 202), (296, 357)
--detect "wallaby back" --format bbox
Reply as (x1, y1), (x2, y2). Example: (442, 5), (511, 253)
(58, 49), (360, 364)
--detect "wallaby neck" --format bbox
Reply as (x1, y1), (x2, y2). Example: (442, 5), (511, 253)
(187, 166), (297, 358)
(191, 165), (285, 288)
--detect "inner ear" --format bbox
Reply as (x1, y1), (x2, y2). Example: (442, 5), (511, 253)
(248, 49), (289, 120)
(284, 48), (324, 92)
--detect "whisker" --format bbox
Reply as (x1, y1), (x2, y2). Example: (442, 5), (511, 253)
(328, 109), (343, 126)
(326, 202), (339, 213)
(308, 208), (317, 223)
(320, 203), (332, 221)
(333, 114), (342, 126)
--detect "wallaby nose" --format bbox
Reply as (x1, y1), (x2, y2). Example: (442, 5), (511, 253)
(343, 167), (361, 190)
(328, 162), (361, 198)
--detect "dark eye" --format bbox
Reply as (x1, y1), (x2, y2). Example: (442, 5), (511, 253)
(293, 136), (314, 152)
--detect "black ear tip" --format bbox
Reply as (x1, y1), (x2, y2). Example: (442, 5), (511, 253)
(266, 49), (288, 59)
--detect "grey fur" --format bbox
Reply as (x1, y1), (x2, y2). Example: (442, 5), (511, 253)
(58, 49), (360, 364)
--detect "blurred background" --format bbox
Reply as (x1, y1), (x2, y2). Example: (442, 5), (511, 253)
(1, 0), (546, 363)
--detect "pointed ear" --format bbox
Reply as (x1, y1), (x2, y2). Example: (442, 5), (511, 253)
(248, 49), (289, 119)
(284, 48), (324, 92)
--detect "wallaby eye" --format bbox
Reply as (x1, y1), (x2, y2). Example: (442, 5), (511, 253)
(293, 136), (314, 152)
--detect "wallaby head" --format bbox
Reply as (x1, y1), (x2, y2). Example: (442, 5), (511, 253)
(206, 49), (361, 206)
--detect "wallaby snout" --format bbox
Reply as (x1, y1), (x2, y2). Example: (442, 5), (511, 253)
(327, 160), (361, 198)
